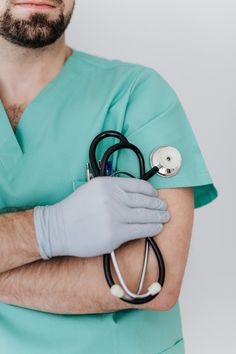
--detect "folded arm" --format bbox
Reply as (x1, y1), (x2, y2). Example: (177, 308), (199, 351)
(0, 209), (41, 273)
(0, 187), (194, 314)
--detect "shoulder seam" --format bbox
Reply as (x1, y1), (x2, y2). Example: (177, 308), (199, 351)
(128, 67), (151, 97)
(73, 50), (143, 71)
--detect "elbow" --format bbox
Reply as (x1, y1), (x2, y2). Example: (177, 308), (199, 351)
(147, 288), (180, 312)
(158, 292), (179, 312)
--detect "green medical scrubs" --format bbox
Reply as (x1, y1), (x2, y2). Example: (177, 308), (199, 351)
(0, 48), (218, 354)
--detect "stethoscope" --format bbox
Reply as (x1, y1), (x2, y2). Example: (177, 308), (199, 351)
(86, 130), (182, 305)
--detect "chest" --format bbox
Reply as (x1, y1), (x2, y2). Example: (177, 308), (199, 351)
(0, 76), (129, 213)
(5, 104), (26, 131)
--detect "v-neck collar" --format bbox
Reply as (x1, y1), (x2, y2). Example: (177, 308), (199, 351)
(0, 48), (77, 173)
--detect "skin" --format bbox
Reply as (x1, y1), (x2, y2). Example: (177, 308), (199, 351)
(0, 0), (195, 313)
(0, 0), (74, 122)
(0, 188), (194, 314)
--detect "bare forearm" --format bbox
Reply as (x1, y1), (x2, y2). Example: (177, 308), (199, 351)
(0, 210), (40, 273)
(0, 238), (156, 314)
(0, 187), (194, 315)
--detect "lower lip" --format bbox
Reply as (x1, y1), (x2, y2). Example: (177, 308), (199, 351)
(15, 3), (55, 10)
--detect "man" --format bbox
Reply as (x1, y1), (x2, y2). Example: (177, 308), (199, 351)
(0, 1), (218, 353)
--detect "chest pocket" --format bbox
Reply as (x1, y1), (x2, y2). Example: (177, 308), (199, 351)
(72, 179), (87, 192)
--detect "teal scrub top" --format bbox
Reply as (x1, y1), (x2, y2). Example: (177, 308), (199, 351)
(0, 48), (218, 354)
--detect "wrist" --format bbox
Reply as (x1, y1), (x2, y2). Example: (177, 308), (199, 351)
(22, 209), (42, 261)
(33, 206), (52, 260)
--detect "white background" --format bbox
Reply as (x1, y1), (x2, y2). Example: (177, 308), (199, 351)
(66, 1), (235, 353)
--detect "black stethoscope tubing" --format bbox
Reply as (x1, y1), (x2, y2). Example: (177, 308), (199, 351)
(89, 130), (165, 305)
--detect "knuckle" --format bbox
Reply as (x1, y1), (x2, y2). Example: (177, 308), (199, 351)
(146, 197), (154, 209)
(132, 193), (139, 205)
(124, 194), (131, 207)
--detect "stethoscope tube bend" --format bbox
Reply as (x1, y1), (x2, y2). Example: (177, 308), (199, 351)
(88, 130), (166, 305)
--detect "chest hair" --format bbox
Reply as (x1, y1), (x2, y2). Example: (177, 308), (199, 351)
(5, 105), (26, 132)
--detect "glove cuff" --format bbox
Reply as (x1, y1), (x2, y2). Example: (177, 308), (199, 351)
(33, 206), (51, 260)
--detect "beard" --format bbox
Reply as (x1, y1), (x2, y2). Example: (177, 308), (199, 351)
(0, 4), (74, 48)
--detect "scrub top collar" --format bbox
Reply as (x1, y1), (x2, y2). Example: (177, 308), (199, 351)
(0, 48), (77, 172)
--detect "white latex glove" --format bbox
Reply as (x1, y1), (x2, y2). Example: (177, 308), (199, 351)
(34, 176), (170, 259)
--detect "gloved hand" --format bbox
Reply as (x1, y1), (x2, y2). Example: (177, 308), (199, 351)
(33, 176), (170, 259)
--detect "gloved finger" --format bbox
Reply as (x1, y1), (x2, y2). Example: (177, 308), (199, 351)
(111, 177), (157, 197)
(126, 222), (164, 240)
(124, 208), (170, 224)
(126, 192), (167, 210)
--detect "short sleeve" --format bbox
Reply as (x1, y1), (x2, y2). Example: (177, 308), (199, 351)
(114, 67), (218, 209)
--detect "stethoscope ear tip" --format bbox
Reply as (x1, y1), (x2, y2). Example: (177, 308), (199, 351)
(110, 281), (162, 299)
(110, 284), (125, 299)
(148, 282), (162, 296)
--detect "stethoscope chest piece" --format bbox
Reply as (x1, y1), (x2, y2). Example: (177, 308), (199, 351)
(150, 146), (182, 177)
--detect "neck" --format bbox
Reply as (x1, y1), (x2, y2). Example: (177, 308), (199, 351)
(0, 36), (72, 107)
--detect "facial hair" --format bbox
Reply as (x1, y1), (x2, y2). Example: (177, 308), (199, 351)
(0, 1), (74, 48)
